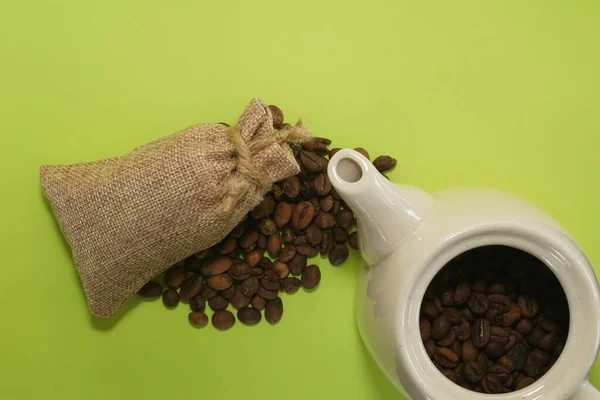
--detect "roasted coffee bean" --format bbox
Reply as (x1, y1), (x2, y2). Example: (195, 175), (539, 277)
(441, 288), (454, 307)
(420, 318), (431, 342)
(300, 151), (325, 172)
(329, 243), (349, 265)
(489, 364), (510, 383)
(441, 308), (462, 325)
(331, 226), (348, 243)
(206, 274), (233, 291)
(189, 312), (209, 328)
(274, 202), (293, 227)
(482, 374), (505, 394)
(463, 360), (486, 383)
(538, 331), (558, 352)
(258, 218), (277, 236)
(281, 277), (302, 294)
(166, 265), (187, 288)
(257, 234), (267, 250)
(523, 353), (542, 378)
(335, 209), (355, 229)
(259, 257), (273, 269)
(240, 276), (260, 297)
(300, 180), (314, 200)
(200, 284), (217, 299)
(273, 261), (289, 280)
(354, 147), (370, 160)
(437, 328), (457, 347)
(222, 285), (236, 300)
(530, 348), (551, 366)
(315, 212), (336, 229)
(291, 201), (315, 230)
(261, 274), (281, 291)
(320, 230), (334, 256)
(265, 297), (284, 324)
(230, 222), (246, 239)
(184, 257), (202, 272)
(179, 275), (204, 300)
(462, 340), (478, 361)
(266, 234), (282, 258)
(281, 226), (295, 244)
(348, 232), (359, 250)
(527, 327), (545, 347)
(302, 264), (321, 290)
(517, 295), (539, 318)
(501, 303), (522, 327)
(219, 237), (237, 254)
(306, 224), (324, 245)
(454, 282), (471, 305)
(277, 245), (296, 263)
(212, 310), (236, 330)
(230, 286), (251, 309)
(237, 307), (262, 325)
(450, 341), (462, 360)
(472, 318), (491, 348)
(209, 295), (229, 311)
(332, 199), (342, 215)
(467, 293), (489, 315)
(461, 307), (475, 323)
(312, 173), (332, 196)
(189, 295), (206, 312)
(471, 280), (486, 293)
(251, 295), (267, 310)
(507, 343), (528, 370)
(488, 294), (511, 313)
(243, 249), (262, 267)
(251, 195), (276, 219)
(258, 286), (278, 301)
(239, 229), (260, 249)
(373, 155), (397, 172)
(138, 281), (163, 298)
(268, 105), (284, 128)
(288, 253), (307, 276)
(319, 195), (334, 212)
(434, 347), (459, 368)
(228, 262), (252, 281)
(431, 315), (452, 340)
(162, 289), (180, 308)
(425, 339), (437, 358)
(456, 320), (471, 341)
(516, 318), (533, 335)
(281, 176), (301, 198)
(486, 282), (506, 295)
(329, 148), (341, 158)
(514, 376), (536, 391)
(421, 301), (440, 319)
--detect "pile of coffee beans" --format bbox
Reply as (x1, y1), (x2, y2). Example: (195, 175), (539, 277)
(138, 105), (397, 330)
(421, 245), (569, 393)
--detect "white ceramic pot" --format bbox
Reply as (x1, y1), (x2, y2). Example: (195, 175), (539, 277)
(327, 149), (600, 400)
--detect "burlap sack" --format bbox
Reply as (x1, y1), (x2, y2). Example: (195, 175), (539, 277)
(41, 98), (309, 317)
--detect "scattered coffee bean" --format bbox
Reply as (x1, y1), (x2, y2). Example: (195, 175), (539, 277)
(228, 262), (252, 281)
(329, 243), (349, 265)
(230, 286), (251, 309)
(291, 201), (315, 230)
(348, 232), (359, 250)
(281, 277), (302, 294)
(138, 281), (163, 298)
(432, 315), (452, 340)
(237, 307), (262, 325)
(301, 265), (321, 290)
(162, 289), (180, 308)
(265, 297), (283, 324)
(251, 295), (267, 310)
(373, 155), (397, 172)
(200, 256), (232, 276)
(212, 310), (236, 330)
(206, 274), (233, 291)
(189, 295), (206, 312)
(189, 312), (209, 328)
(336, 209), (355, 229)
(179, 275), (204, 300)
(165, 265), (186, 288)
(354, 147), (370, 160)
(209, 295), (229, 311)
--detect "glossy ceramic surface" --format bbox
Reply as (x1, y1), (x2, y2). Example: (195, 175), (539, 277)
(328, 149), (600, 400)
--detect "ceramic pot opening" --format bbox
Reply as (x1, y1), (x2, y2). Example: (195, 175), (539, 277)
(420, 245), (570, 395)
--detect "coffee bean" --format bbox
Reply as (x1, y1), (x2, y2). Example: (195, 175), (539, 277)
(209, 295), (229, 311)
(212, 310), (236, 330)
(206, 274), (233, 291)
(456, 320), (471, 342)
(467, 293), (489, 315)
(281, 176), (301, 198)
(472, 318), (491, 348)
(441, 308), (462, 325)
(251, 195), (276, 219)
(354, 147), (370, 160)
(138, 281), (163, 298)
(288, 253), (307, 275)
(230, 286), (251, 309)
(251, 295), (267, 310)
(437, 328), (457, 347)
(218, 237), (237, 254)
(329, 243), (349, 265)
(329, 226), (347, 243)
(434, 347), (459, 368)
(489, 364), (510, 383)
(258, 218), (277, 236)
(222, 285), (236, 300)
(554, 340), (565, 358)
(237, 307), (262, 325)
(482, 374), (505, 394)
(261, 274), (281, 291)
(280, 226), (295, 244)
(332, 199), (342, 215)
(306, 224), (324, 245)
(454, 282), (471, 305)
(421, 301), (440, 319)
(184, 257), (202, 272)
(514, 376), (536, 391)
(517, 295), (539, 318)
(312, 173), (331, 196)
(189, 312), (209, 328)
(335, 209), (355, 229)
(166, 265), (187, 288)
(425, 339), (437, 358)
(162, 289), (180, 308)
(526, 327), (545, 347)
(268, 105), (284, 128)
(291, 201), (315, 230)
(507, 343), (528, 370)
(314, 211), (335, 229)
(240, 276), (260, 297)
(538, 331), (558, 352)
(348, 232), (359, 250)
(441, 288), (454, 307)
(523, 352), (542, 378)
(300, 151), (325, 172)
(301, 264), (321, 290)
(189, 295), (206, 312)
(271, 261), (288, 280)
(501, 303), (522, 327)
(281, 277), (302, 294)
(264, 297), (284, 324)
(278, 245), (296, 263)
(462, 340), (478, 361)
(539, 318), (558, 333)
(432, 315), (452, 340)
(320, 230), (334, 256)
(463, 360), (486, 383)
(420, 318), (431, 342)
(239, 229), (260, 249)
(179, 275), (204, 300)
(228, 262), (252, 281)
(373, 155), (397, 172)
(329, 148), (341, 158)
(258, 285), (278, 300)
(319, 195), (334, 212)
(273, 202), (292, 228)
(461, 307), (475, 323)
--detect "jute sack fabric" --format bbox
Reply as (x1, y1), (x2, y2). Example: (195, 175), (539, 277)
(41, 98), (309, 317)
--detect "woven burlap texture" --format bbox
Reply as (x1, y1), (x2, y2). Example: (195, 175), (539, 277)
(41, 98), (303, 317)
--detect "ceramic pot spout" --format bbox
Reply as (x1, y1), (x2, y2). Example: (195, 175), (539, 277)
(327, 149), (433, 265)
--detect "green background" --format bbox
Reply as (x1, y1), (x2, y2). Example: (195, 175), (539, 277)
(1, 1), (599, 399)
